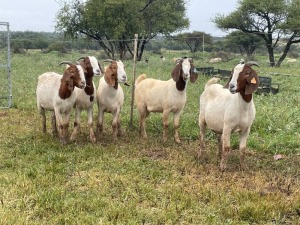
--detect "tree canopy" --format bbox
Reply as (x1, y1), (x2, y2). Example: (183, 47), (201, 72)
(213, 0), (300, 67)
(222, 31), (264, 58)
(56, 0), (189, 60)
(174, 31), (213, 53)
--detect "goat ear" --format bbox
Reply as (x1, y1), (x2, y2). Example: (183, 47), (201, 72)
(79, 61), (87, 73)
(224, 71), (233, 89)
(245, 71), (260, 94)
(98, 61), (105, 74)
(64, 68), (75, 90)
(171, 63), (181, 82)
(65, 76), (74, 91)
(189, 64), (198, 83)
(104, 66), (115, 87)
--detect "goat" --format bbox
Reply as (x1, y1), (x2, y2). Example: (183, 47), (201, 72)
(208, 57), (222, 63)
(96, 59), (128, 139)
(286, 58), (297, 63)
(36, 62), (86, 144)
(135, 57), (198, 143)
(70, 56), (104, 143)
(198, 61), (260, 171)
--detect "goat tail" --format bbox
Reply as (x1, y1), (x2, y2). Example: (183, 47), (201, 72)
(205, 77), (220, 90)
(136, 74), (147, 85)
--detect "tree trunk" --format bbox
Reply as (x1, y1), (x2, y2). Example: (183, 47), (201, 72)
(125, 43), (134, 59)
(266, 43), (275, 67)
(275, 38), (293, 67)
(137, 39), (147, 61)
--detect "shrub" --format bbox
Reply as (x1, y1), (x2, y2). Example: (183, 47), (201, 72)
(46, 42), (69, 54)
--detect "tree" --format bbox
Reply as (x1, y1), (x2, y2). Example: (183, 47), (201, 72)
(56, 0), (189, 60)
(213, 0), (300, 67)
(223, 31), (264, 58)
(35, 39), (49, 51)
(174, 31), (213, 53)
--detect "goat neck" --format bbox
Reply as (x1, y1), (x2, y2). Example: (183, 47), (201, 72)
(78, 60), (94, 97)
(113, 78), (119, 90)
(59, 78), (73, 99)
(239, 91), (253, 103)
(84, 76), (94, 96)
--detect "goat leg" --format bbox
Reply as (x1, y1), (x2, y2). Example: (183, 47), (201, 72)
(51, 111), (58, 136)
(173, 111), (181, 143)
(162, 111), (170, 142)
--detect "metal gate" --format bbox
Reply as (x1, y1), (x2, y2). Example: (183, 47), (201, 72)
(0, 22), (11, 108)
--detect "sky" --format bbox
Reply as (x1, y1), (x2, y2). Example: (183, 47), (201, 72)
(0, 0), (239, 37)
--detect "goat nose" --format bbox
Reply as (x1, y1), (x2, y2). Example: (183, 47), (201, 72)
(96, 69), (100, 73)
(230, 84), (235, 89)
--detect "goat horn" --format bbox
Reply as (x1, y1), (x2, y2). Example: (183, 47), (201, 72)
(77, 56), (86, 61)
(103, 59), (114, 63)
(174, 58), (182, 63)
(246, 61), (259, 67)
(58, 61), (74, 66)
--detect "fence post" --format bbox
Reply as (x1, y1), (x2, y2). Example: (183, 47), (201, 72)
(130, 34), (138, 127)
(0, 22), (11, 108)
(202, 33), (205, 61)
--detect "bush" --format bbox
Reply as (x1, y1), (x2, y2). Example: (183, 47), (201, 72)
(46, 42), (69, 54)
(13, 47), (26, 54)
(287, 51), (299, 59)
(210, 51), (232, 61)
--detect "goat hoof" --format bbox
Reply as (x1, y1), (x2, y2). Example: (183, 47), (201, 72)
(60, 139), (67, 145)
(220, 163), (227, 172)
(90, 134), (96, 143)
(197, 152), (202, 160)
(240, 163), (248, 171)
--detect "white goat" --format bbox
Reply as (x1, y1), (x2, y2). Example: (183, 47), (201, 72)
(96, 59), (128, 139)
(208, 57), (222, 63)
(198, 61), (260, 171)
(135, 57), (198, 143)
(36, 62), (86, 144)
(70, 56), (104, 143)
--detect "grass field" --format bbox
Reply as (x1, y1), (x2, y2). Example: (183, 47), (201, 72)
(0, 50), (299, 224)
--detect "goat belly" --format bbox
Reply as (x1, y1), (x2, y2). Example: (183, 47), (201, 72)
(206, 120), (223, 134)
(147, 105), (163, 112)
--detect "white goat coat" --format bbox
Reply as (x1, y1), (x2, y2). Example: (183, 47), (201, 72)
(74, 82), (97, 109)
(199, 83), (256, 134)
(96, 77), (124, 113)
(36, 72), (76, 113)
(135, 78), (186, 113)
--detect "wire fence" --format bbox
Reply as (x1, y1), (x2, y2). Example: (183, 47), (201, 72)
(2, 32), (300, 111)
(0, 22), (11, 108)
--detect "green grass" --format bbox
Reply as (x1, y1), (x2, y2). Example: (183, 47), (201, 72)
(0, 51), (299, 224)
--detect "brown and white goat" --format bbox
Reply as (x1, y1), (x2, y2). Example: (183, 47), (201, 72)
(36, 62), (86, 144)
(135, 57), (198, 143)
(96, 59), (128, 139)
(198, 61), (260, 171)
(70, 56), (104, 143)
